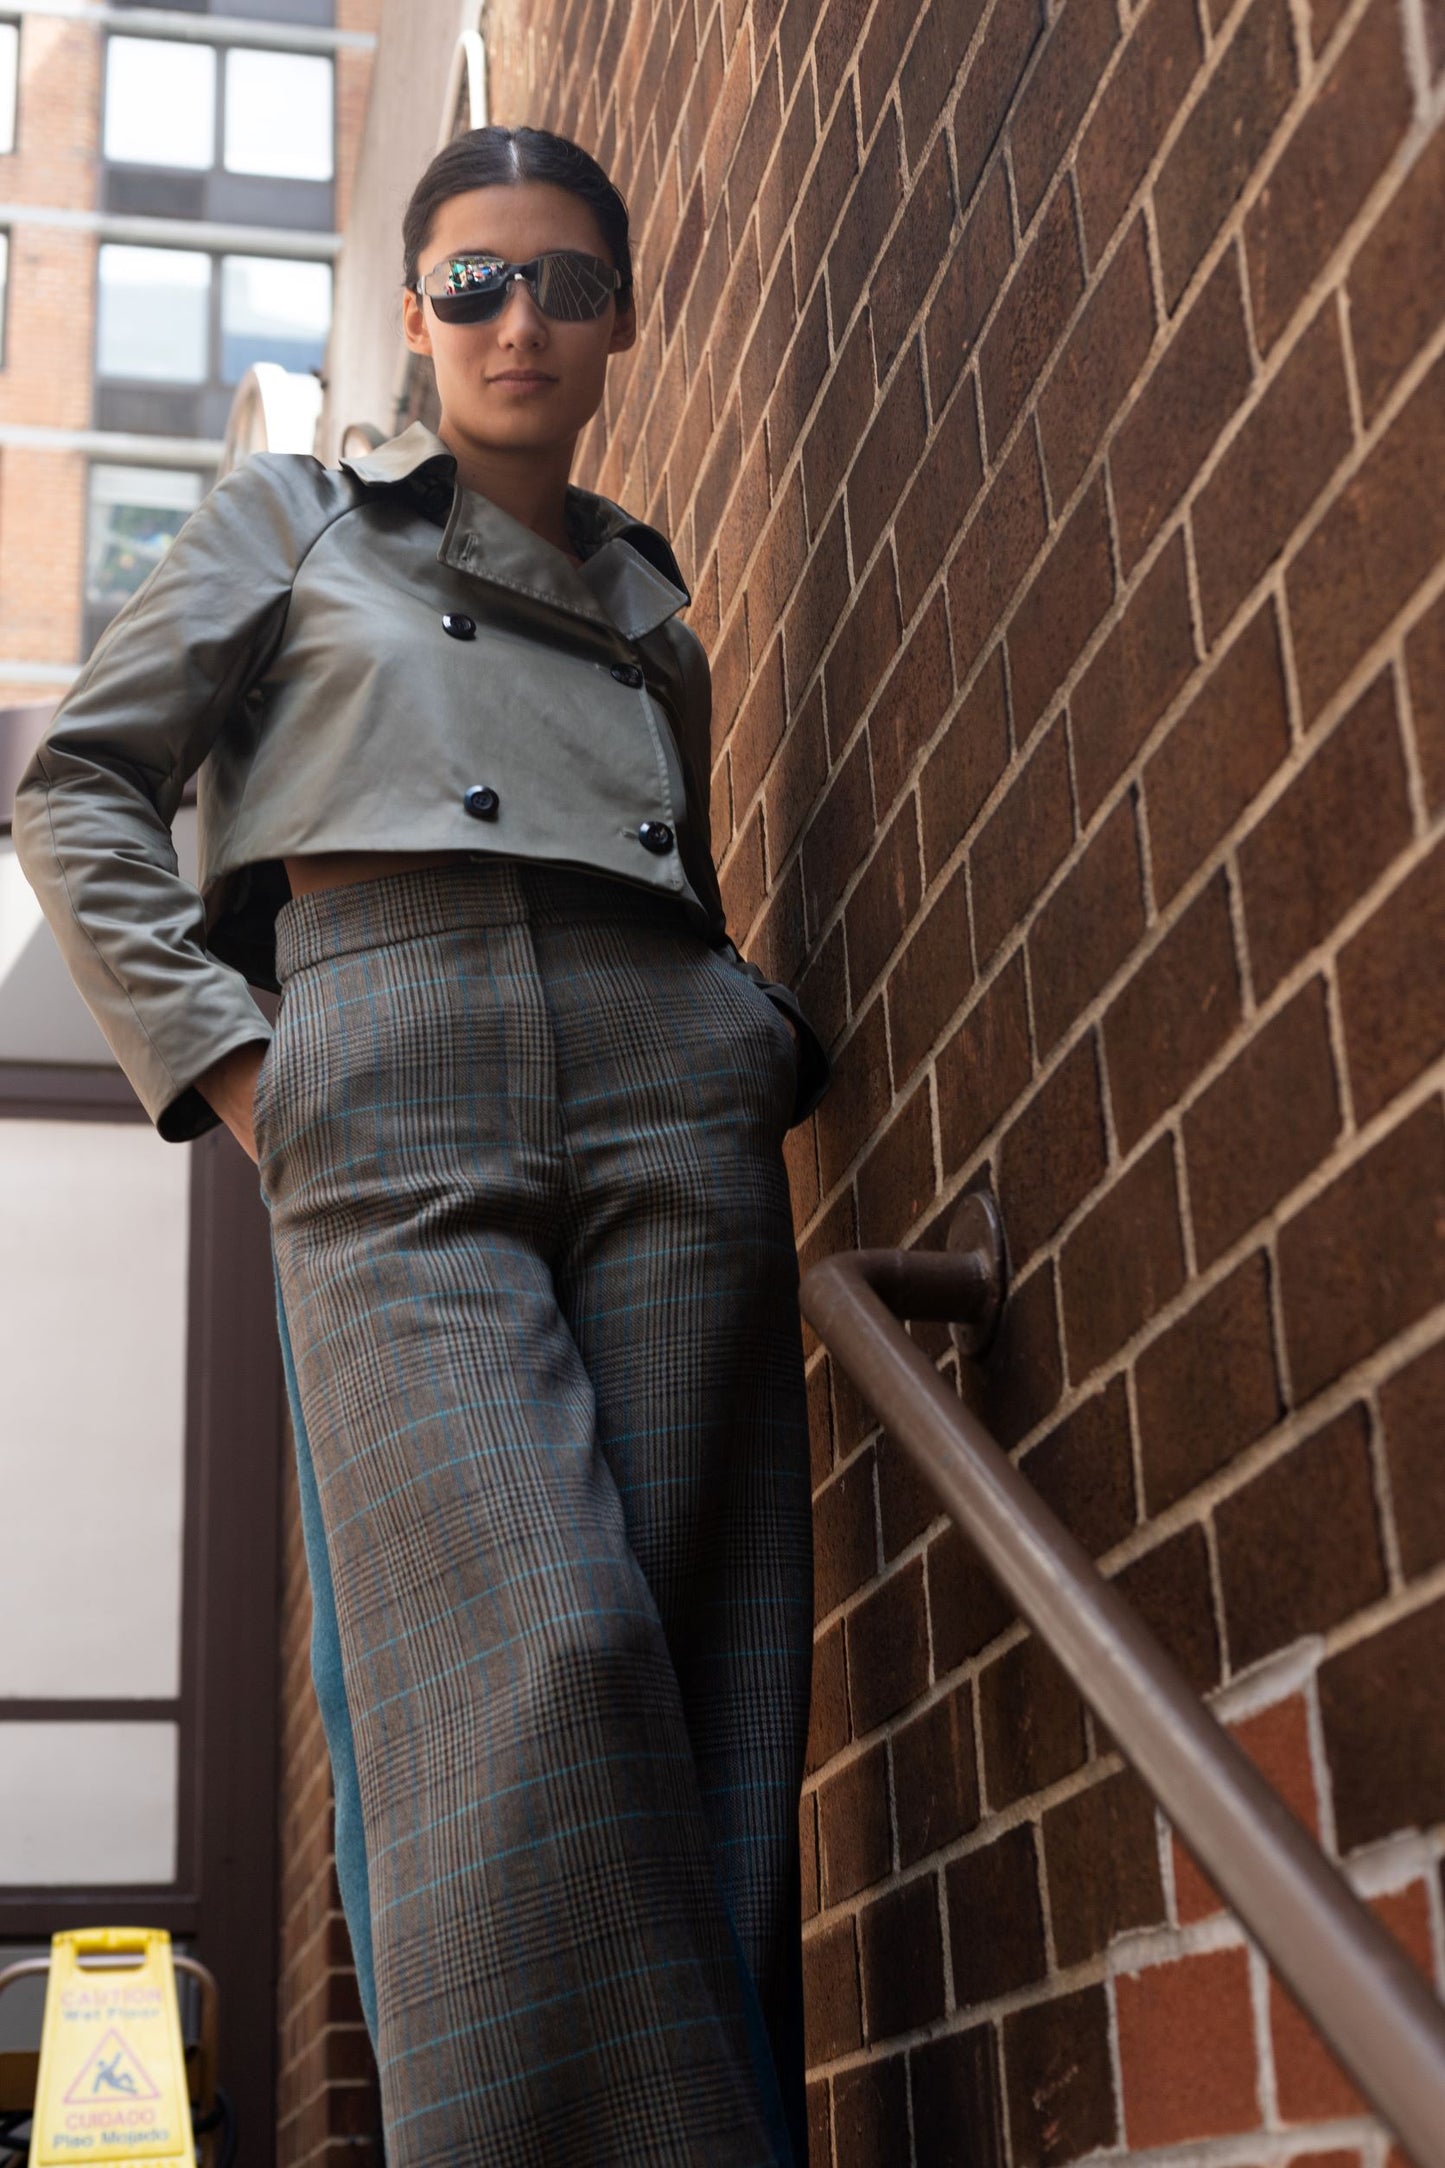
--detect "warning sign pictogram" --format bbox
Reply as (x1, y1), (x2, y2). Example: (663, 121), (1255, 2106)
(62, 2030), (162, 2106)
(28, 1929), (194, 2166)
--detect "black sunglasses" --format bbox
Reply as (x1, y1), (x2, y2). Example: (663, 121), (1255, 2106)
(417, 249), (623, 324)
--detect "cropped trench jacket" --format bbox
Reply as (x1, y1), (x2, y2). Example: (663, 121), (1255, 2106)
(13, 422), (830, 1142)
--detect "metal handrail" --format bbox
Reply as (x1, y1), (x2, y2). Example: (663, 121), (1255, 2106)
(800, 1191), (1445, 2168)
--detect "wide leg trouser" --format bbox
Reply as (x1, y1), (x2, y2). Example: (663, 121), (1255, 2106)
(256, 860), (814, 2168)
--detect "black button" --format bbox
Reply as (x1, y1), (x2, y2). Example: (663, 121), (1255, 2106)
(611, 662), (644, 688)
(443, 613), (476, 640)
(638, 821), (674, 855)
(463, 785), (500, 820)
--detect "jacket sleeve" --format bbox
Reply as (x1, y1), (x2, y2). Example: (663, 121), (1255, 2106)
(11, 454), (344, 1141)
(666, 618), (832, 1129)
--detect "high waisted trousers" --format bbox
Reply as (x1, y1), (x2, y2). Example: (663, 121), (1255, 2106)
(256, 860), (814, 2168)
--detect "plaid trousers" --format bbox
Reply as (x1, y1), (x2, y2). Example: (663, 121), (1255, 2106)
(257, 860), (814, 2168)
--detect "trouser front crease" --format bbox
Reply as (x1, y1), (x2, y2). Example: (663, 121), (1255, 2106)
(257, 863), (814, 2168)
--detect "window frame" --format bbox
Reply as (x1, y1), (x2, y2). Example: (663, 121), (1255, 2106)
(93, 238), (333, 396)
(101, 29), (335, 191)
(0, 17), (18, 160)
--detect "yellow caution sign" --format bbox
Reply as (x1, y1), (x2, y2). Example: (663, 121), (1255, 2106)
(29, 1929), (193, 2166)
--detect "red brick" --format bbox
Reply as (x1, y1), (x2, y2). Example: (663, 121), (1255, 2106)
(1018, 1373), (1136, 1556)
(897, 0), (988, 169)
(1145, 598), (1289, 906)
(848, 341), (930, 570)
(1029, 795), (1146, 1055)
(768, 281), (832, 479)
(870, 134), (961, 381)
(1153, 0), (1296, 310)
(920, 642), (1011, 880)
(1038, 215), (1156, 505)
(925, 160), (1013, 414)
(858, 1875), (945, 2040)
(912, 2026), (1006, 2166)
(802, 308), (875, 538)
(766, 680), (829, 873)
(954, 0), (1046, 207)
(1113, 1523), (1222, 1694)
(979, 1633), (1088, 1805)
(1136, 1251), (1282, 1513)
(1002, 1987), (1117, 2162)
(970, 717), (1074, 963)
(828, 106), (904, 339)
(1071, 528), (1197, 821)
(1321, 1592), (1445, 1848)
(979, 181), (1085, 453)
(745, 466), (809, 639)
(877, 1431), (942, 1560)
(807, 1358), (835, 1492)
(729, 635), (786, 816)
(1218, 1403), (1388, 1669)
(1008, 0), (1120, 226)
(801, 730), (876, 939)
(1060, 1138), (1186, 1377)
(815, 0), (871, 117)
(846, 1557), (930, 1735)
(817, 1740), (891, 1905)
(1006, 473), (1115, 742)
(896, 376), (985, 621)
(892, 1683), (980, 1865)
(1271, 1882), (1434, 2119)
(1116, 1946), (1259, 2144)
(945, 1824), (1048, 2004)
(1104, 870), (1241, 1152)
(1239, 671), (1412, 999)
(886, 859), (974, 1084)
(1406, 578), (1445, 817)
(869, 591), (952, 811)
(756, 72), (816, 283)
(814, 1446), (879, 1619)
(1338, 838), (1445, 1124)
(998, 1033), (1108, 1267)
(807, 1618), (850, 1774)
(1349, 122), (1445, 422)
(1380, 1337), (1445, 1580)
(1192, 303), (1354, 643)
(833, 2053), (907, 2168)
(1043, 1769), (1165, 1965)
(1246, 0), (1415, 354)
(814, 992), (892, 1196)
(846, 795), (922, 1002)
(802, 1916), (861, 2061)
(825, 558), (904, 773)
(1184, 978), (1341, 1266)
(856, 1078), (935, 1246)
(1076, 0), (1204, 264)
(947, 426), (1050, 679)
(1278, 1098), (1445, 1404)
(1110, 250), (1254, 574)
(938, 952), (1034, 1174)
(1174, 1694), (1320, 1922)
(785, 499), (853, 700)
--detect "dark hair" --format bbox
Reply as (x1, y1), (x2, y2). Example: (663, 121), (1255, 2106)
(401, 125), (634, 306)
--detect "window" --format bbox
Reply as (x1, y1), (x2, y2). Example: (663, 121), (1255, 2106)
(221, 254), (330, 381)
(96, 243), (210, 382)
(86, 465), (205, 613)
(103, 37), (216, 168)
(224, 48), (333, 180)
(0, 20), (16, 157)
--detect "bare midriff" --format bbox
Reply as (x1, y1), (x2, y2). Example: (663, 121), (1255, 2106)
(283, 849), (474, 898)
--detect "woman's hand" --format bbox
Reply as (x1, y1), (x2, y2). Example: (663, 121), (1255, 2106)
(196, 1039), (270, 1164)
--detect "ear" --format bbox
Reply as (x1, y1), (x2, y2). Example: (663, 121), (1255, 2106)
(402, 287), (433, 358)
(608, 295), (638, 357)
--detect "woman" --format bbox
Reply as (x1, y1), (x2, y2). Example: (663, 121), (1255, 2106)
(16, 126), (827, 2167)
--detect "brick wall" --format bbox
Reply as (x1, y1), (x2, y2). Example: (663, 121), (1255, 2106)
(477, 0), (1445, 2158)
(274, 1445), (384, 2168)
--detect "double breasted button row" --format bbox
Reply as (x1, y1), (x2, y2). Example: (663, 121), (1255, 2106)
(638, 821), (674, 855)
(463, 785), (499, 820)
(442, 613), (476, 640)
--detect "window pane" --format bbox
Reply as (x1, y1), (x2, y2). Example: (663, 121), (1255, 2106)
(104, 37), (216, 169)
(97, 244), (210, 382)
(221, 254), (330, 383)
(0, 1120), (190, 1700)
(0, 1725), (178, 1884)
(0, 23), (17, 157)
(86, 464), (204, 609)
(224, 49), (333, 180)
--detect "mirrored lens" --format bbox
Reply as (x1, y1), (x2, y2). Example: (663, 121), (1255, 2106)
(422, 250), (619, 324)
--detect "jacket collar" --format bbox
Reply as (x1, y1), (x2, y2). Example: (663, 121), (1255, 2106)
(340, 421), (692, 642)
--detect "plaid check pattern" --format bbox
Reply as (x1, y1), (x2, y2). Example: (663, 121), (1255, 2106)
(258, 860), (814, 2167)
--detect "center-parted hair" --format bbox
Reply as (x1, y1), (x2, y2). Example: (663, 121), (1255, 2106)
(401, 125), (634, 307)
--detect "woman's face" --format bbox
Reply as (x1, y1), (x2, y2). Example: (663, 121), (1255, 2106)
(402, 180), (636, 455)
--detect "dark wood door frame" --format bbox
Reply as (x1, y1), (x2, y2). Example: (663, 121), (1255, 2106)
(0, 1068), (283, 2168)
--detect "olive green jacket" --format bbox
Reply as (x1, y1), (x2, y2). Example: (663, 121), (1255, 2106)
(13, 422), (829, 1141)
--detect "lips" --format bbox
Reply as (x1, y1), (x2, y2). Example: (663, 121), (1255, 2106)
(489, 373), (555, 385)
